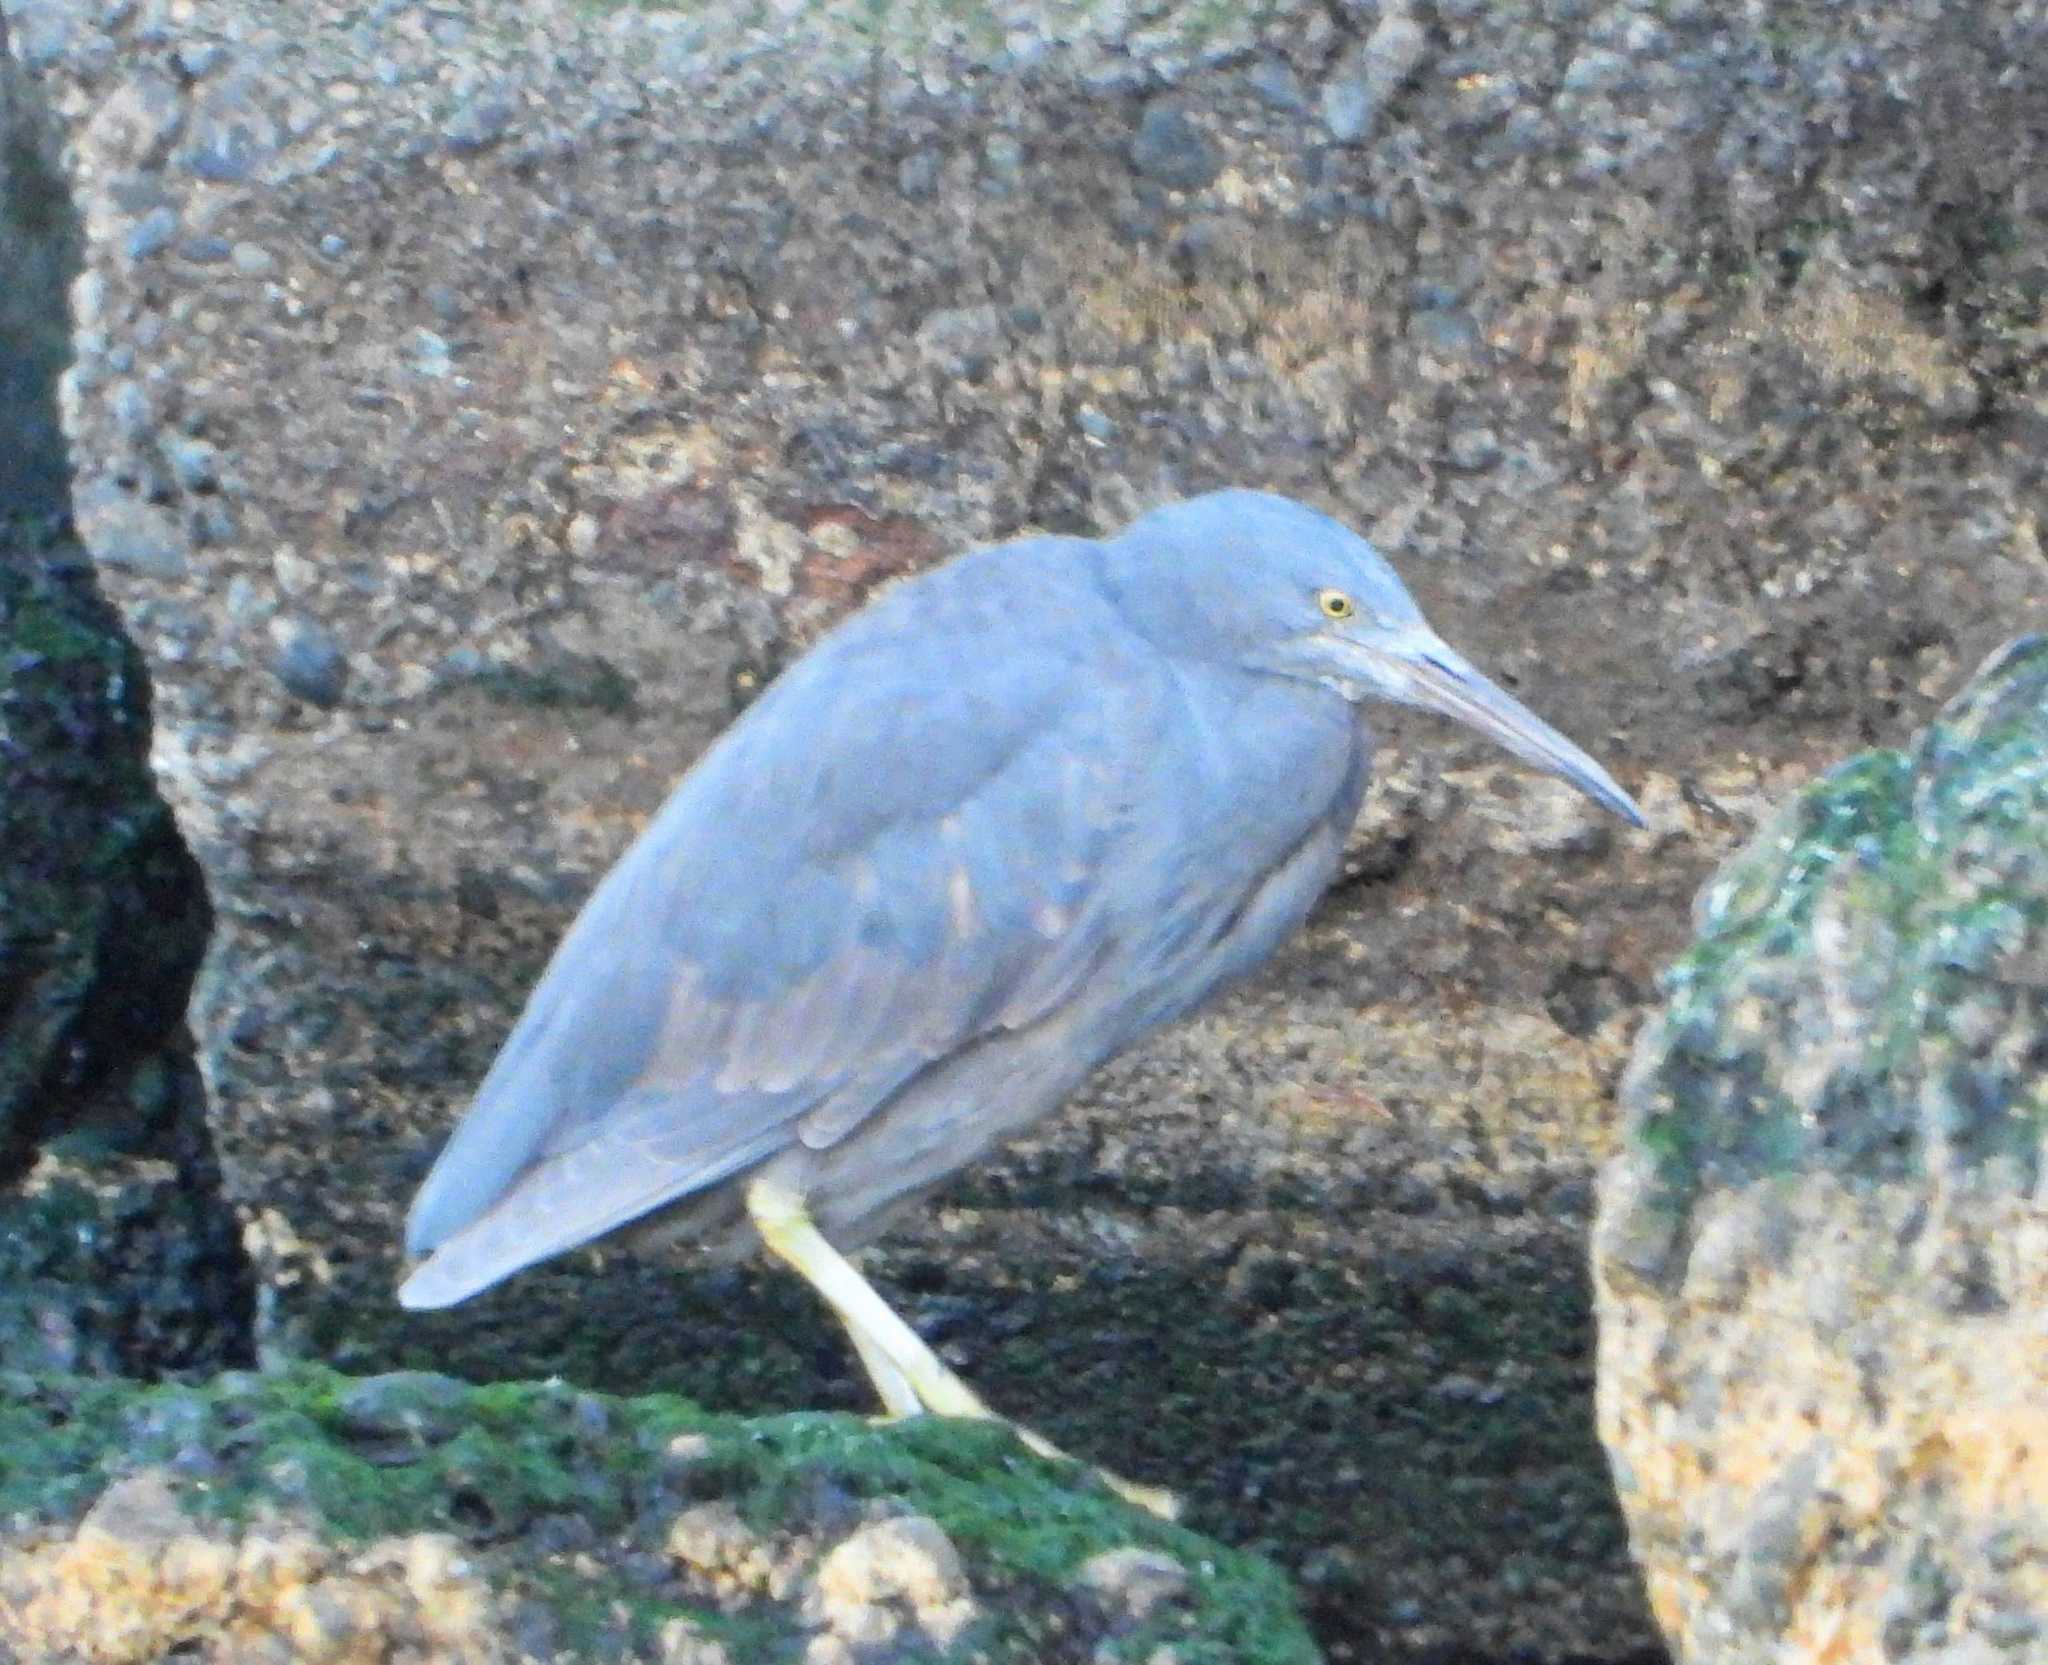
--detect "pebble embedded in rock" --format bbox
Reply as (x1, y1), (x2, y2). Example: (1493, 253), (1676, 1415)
(125, 206), (179, 261)
(270, 618), (348, 707)
(1129, 103), (1221, 190)
(88, 70), (185, 169)
(1076, 1546), (1191, 1623)
(1246, 58), (1306, 112)
(1321, 13), (1429, 144)
(897, 149), (941, 198)
(79, 498), (185, 578)
(443, 91), (514, 153)
(176, 41), (225, 78)
(1446, 427), (1501, 470)
(806, 1515), (979, 1652)
(184, 114), (266, 182)
(980, 131), (1025, 190)
(335, 1370), (472, 1444)
(109, 379), (153, 441)
(165, 437), (220, 490)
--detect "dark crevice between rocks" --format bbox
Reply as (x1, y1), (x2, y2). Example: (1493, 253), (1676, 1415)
(0, 18), (255, 1380)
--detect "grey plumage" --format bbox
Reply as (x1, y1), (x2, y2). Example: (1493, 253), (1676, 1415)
(400, 490), (1639, 1337)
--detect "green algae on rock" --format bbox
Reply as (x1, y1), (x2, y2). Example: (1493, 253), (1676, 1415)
(0, 1363), (1320, 1664)
(1607, 634), (2048, 1280)
(1597, 635), (2048, 1663)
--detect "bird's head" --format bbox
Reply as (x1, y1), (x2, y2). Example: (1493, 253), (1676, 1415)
(1110, 490), (1644, 826)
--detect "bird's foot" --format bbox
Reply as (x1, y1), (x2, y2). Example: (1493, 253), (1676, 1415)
(861, 1407), (1177, 1518)
(999, 1417), (1181, 1520)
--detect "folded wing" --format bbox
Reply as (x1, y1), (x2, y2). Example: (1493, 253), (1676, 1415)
(400, 556), (1152, 1306)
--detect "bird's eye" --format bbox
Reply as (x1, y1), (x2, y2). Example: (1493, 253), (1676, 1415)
(1317, 589), (1357, 621)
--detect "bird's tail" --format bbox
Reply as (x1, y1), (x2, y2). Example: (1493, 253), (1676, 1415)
(397, 1113), (785, 1308)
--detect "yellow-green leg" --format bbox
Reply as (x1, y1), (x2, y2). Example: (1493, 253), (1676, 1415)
(845, 1322), (922, 1419)
(747, 1177), (1179, 1520)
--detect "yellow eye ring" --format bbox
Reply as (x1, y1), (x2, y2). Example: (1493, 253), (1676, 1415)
(1317, 589), (1357, 621)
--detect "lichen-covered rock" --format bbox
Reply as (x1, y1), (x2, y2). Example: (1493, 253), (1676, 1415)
(0, 1365), (1315, 1664)
(1596, 635), (2048, 1663)
(0, 533), (246, 1380)
(0, 1052), (253, 1380)
(0, 541), (206, 1172)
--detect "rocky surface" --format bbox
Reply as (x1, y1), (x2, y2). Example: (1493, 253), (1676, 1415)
(0, 545), (248, 1389)
(0, 1363), (1313, 1663)
(0, 12), (72, 520)
(1, 7), (246, 1382)
(10, 0), (2048, 1658)
(1596, 634), (2048, 1663)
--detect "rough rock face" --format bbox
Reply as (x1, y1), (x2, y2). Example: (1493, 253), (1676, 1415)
(13, 0), (2048, 1656)
(1596, 635), (2048, 1663)
(0, 1365), (1312, 1663)
(0, 10), (247, 1381)
(0, 14), (72, 519)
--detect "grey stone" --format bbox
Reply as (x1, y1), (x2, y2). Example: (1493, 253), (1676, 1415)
(980, 131), (1025, 190)
(1561, 49), (1631, 95)
(407, 328), (454, 378)
(229, 240), (275, 276)
(183, 113), (268, 182)
(914, 304), (1005, 379)
(1321, 79), (1377, 145)
(80, 497), (184, 578)
(109, 377), (153, 440)
(1129, 102), (1221, 190)
(124, 205), (178, 260)
(1246, 57), (1306, 112)
(1446, 427), (1500, 470)
(270, 618), (348, 707)
(1410, 307), (1479, 356)
(1076, 1547), (1190, 1622)
(89, 70), (184, 168)
(335, 1369), (472, 1444)
(9, 0), (75, 70)
(175, 40), (225, 76)
(443, 90), (514, 152)
(897, 148), (941, 199)
(165, 437), (220, 490)
(1321, 13), (1429, 145)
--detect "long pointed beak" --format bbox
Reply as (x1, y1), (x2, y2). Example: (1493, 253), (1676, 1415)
(1366, 633), (1645, 827)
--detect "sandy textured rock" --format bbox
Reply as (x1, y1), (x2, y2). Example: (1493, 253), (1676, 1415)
(13, 0), (2048, 1657)
(1596, 635), (2048, 1663)
(0, 1365), (1311, 1664)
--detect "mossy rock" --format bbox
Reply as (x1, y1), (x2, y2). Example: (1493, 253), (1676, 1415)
(1607, 632), (2048, 1282)
(0, 536), (211, 1177)
(0, 1363), (1321, 1663)
(0, 535), (244, 1378)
